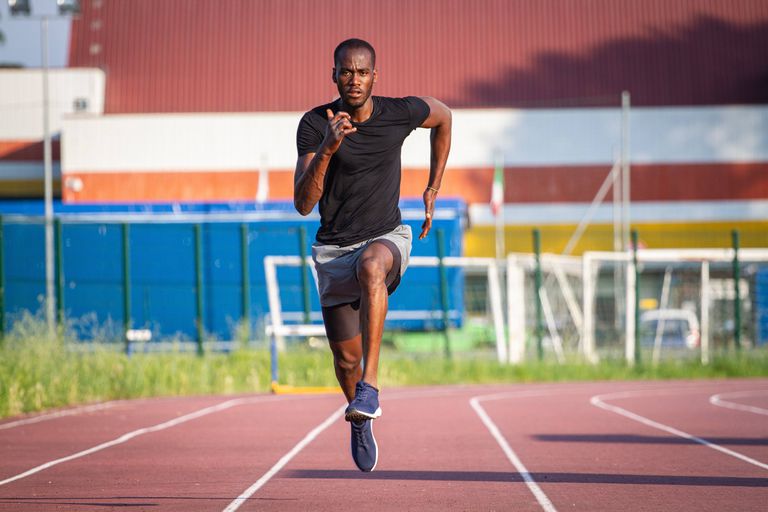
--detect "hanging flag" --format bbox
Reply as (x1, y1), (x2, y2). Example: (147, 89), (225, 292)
(490, 158), (504, 216)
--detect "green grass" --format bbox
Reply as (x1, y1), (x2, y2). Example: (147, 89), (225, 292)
(1, 316), (767, 419)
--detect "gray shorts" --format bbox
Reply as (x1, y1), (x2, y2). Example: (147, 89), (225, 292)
(312, 224), (412, 307)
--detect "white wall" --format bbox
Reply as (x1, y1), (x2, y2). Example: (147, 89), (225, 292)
(0, 68), (105, 139)
(61, 105), (768, 173)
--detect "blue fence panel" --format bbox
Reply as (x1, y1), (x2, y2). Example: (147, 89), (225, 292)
(0, 199), (466, 340)
(4, 222), (45, 318)
(130, 223), (198, 339)
(204, 223), (245, 340)
(61, 223), (124, 339)
(757, 267), (768, 346)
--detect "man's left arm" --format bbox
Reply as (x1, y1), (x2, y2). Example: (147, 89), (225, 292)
(418, 96), (452, 240)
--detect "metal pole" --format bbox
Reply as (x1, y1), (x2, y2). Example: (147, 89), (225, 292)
(240, 223), (251, 338)
(732, 229), (741, 351)
(533, 228), (544, 361)
(298, 226), (311, 324)
(194, 224), (204, 355)
(122, 223), (132, 354)
(436, 229), (451, 359)
(700, 260), (710, 365)
(55, 218), (64, 329)
(41, 16), (56, 337)
(632, 230), (641, 365)
(621, 92), (631, 251)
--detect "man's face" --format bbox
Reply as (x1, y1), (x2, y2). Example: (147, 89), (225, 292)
(333, 48), (376, 109)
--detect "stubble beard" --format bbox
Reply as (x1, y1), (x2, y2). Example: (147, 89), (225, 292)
(340, 88), (372, 110)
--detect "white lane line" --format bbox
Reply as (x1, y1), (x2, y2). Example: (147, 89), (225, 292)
(470, 395), (558, 512)
(0, 402), (119, 431)
(0, 395), (284, 487)
(223, 403), (346, 512)
(710, 390), (768, 416)
(591, 391), (768, 471)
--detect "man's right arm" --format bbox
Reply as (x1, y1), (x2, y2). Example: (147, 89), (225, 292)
(293, 150), (332, 216)
(293, 109), (356, 216)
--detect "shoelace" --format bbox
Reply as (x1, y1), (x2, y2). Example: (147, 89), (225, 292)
(355, 383), (370, 403)
(353, 422), (368, 448)
(355, 383), (370, 404)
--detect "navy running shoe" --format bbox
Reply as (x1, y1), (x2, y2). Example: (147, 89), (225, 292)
(350, 419), (378, 472)
(345, 381), (382, 422)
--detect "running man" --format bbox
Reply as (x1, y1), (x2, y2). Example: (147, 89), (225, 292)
(294, 38), (451, 472)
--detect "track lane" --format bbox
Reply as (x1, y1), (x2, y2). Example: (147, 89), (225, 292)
(0, 394), (344, 511)
(480, 380), (768, 512)
(0, 396), (231, 481)
(242, 386), (545, 511)
(1, 380), (766, 511)
(596, 383), (768, 465)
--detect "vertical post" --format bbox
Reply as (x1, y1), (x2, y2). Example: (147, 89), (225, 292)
(493, 153), (505, 262)
(122, 223), (132, 354)
(533, 228), (544, 361)
(270, 330), (279, 390)
(621, 91), (631, 252)
(488, 259), (506, 363)
(700, 260), (710, 365)
(0, 215), (5, 339)
(298, 226), (311, 324)
(54, 218), (64, 329)
(41, 16), (56, 338)
(436, 229), (451, 359)
(581, 253), (598, 363)
(194, 224), (204, 356)
(240, 223), (251, 339)
(632, 230), (641, 365)
(506, 255), (525, 364)
(732, 229), (742, 351)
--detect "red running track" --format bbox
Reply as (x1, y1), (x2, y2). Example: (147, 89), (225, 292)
(0, 379), (766, 511)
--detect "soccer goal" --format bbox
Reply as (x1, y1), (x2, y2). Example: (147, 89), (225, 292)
(505, 253), (585, 364)
(582, 248), (768, 365)
(263, 254), (507, 392)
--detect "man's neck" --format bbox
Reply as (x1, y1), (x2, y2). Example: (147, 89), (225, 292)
(340, 98), (374, 123)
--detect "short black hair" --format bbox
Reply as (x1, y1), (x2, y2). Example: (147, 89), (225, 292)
(334, 38), (376, 68)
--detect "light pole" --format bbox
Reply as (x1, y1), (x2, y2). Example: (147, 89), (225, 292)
(7, 0), (79, 335)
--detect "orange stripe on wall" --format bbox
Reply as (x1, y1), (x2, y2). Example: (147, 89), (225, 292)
(63, 171), (266, 203)
(0, 140), (61, 161)
(63, 162), (768, 203)
(409, 163), (768, 202)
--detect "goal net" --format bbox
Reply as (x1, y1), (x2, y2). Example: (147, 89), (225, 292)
(262, 246), (768, 385)
(583, 248), (768, 365)
(263, 255), (507, 391)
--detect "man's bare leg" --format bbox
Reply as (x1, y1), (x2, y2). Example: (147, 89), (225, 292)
(328, 335), (363, 403)
(356, 242), (395, 389)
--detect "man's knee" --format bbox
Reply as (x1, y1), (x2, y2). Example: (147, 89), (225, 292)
(330, 342), (362, 372)
(357, 256), (386, 285)
(357, 246), (392, 288)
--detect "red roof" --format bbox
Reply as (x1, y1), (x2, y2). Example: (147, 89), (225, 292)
(69, 0), (768, 113)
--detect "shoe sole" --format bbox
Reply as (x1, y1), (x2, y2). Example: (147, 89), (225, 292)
(345, 406), (382, 423)
(369, 420), (379, 472)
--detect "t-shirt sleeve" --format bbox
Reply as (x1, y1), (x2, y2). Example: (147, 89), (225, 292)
(296, 111), (324, 156)
(404, 96), (431, 131)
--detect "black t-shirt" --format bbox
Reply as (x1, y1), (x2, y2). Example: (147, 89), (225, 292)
(296, 95), (430, 246)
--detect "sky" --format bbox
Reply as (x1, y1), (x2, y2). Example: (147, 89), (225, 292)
(0, 0), (71, 68)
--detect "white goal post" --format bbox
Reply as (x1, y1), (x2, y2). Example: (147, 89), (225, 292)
(264, 246), (768, 371)
(263, 254), (507, 362)
(582, 248), (768, 365)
